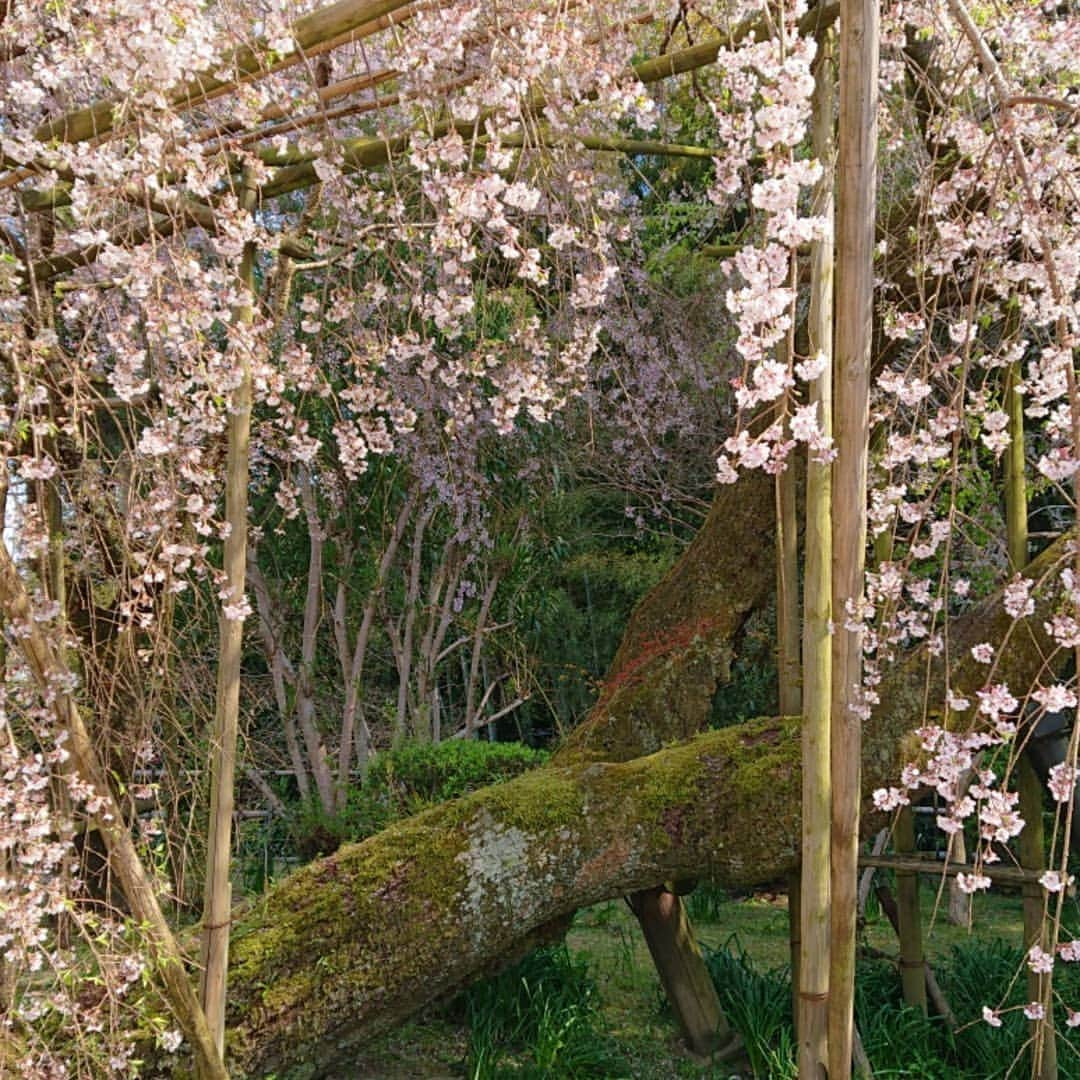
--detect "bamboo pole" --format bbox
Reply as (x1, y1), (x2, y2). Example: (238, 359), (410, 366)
(799, 31), (835, 1080)
(858, 854), (1046, 886)
(1018, 755), (1057, 1078)
(199, 169), (258, 1064)
(29, 0), (418, 149)
(829, 0), (878, 1072)
(1000, 274), (1057, 1080)
(777, 336), (801, 720)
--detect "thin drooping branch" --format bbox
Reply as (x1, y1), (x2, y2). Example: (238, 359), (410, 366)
(24, 0), (419, 152)
(24, 2), (841, 283)
(0, 541), (228, 1080)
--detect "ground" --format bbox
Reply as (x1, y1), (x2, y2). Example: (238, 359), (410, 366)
(345, 883), (1030, 1079)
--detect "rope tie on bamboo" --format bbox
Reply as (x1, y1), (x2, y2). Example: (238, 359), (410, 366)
(202, 917), (233, 931)
(799, 991), (828, 1002)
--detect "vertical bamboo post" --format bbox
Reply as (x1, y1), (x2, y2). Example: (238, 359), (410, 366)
(777, 335), (802, 720)
(789, 869), (802, 1031)
(799, 30), (834, 1080)
(830, 0), (878, 1072)
(894, 807), (927, 1012)
(1003, 302), (1057, 1078)
(200, 169), (258, 1065)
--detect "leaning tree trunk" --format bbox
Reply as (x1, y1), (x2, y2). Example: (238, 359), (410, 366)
(204, 531), (1069, 1078)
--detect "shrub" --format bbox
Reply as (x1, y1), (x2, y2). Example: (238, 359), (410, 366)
(286, 739), (548, 862)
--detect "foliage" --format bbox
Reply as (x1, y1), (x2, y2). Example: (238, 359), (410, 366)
(456, 945), (629, 1079)
(702, 937), (796, 1079)
(280, 739), (549, 862)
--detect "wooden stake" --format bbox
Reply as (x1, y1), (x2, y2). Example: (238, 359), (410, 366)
(894, 807), (927, 1013)
(628, 886), (731, 1056)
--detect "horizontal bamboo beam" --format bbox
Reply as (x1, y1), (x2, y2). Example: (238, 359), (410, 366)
(15, 0), (419, 153)
(859, 853), (1047, 887)
(260, 1), (838, 178)
(28, 1), (840, 279)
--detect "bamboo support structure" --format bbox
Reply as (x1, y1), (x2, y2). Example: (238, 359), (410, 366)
(799, 29), (835, 1080)
(893, 807), (927, 1013)
(829, 0), (878, 1071)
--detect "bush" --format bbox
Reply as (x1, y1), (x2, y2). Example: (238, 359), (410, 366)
(287, 739), (548, 861)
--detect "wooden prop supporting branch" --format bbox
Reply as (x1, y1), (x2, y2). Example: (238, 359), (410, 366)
(872, 883), (958, 1030)
(627, 886), (737, 1058)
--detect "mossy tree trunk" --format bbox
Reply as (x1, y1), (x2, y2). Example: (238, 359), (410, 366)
(210, 536), (1068, 1079)
(556, 469), (775, 1057)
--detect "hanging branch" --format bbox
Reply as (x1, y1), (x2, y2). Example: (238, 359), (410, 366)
(0, 541), (228, 1080)
(18, 0), (419, 154)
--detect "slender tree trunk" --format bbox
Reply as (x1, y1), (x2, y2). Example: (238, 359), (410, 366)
(799, 31), (834, 1079)
(200, 172), (257, 1064)
(249, 560), (312, 801)
(465, 571), (501, 731)
(394, 504), (433, 743)
(829, 0), (877, 1073)
(296, 469), (335, 810)
(336, 487), (416, 799)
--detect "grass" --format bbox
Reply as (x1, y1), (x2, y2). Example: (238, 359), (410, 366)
(350, 881), (1080, 1078)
